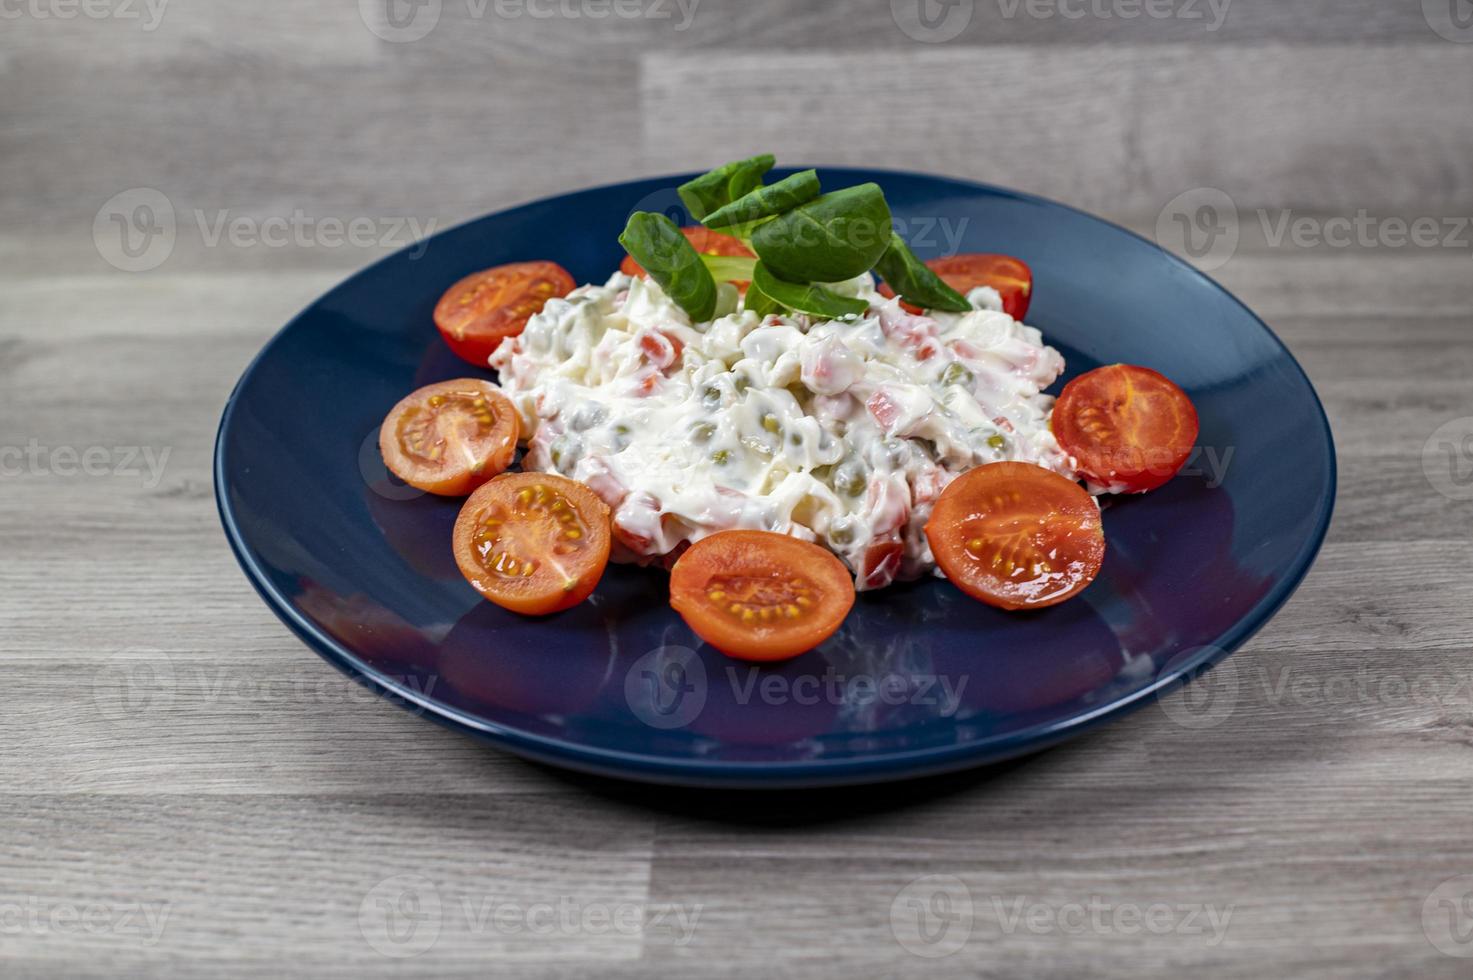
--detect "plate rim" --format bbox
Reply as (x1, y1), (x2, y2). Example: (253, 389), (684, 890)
(214, 167), (1338, 788)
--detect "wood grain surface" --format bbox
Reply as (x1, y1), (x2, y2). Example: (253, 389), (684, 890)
(3, 2), (1473, 976)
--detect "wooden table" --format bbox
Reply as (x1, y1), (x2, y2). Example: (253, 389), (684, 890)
(4, 2), (1472, 975)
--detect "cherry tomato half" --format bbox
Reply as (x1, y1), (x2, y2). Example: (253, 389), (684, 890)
(668, 530), (854, 662)
(925, 462), (1104, 611)
(453, 473), (612, 616)
(1051, 364), (1199, 494)
(620, 226), (753, 280)
(434, 261), (574, 367)
(878, 253), (1033, 320)
(379, 379), (518, 497)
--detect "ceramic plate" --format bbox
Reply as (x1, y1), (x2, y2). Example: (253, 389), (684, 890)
(215, 169), (1335, 788)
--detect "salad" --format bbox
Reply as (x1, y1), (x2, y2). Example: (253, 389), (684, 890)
(377, 156), (1199, 662)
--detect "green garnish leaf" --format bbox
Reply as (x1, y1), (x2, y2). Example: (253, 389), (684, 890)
(752, 262), (868, 320)
(743, 275), (785, 318)
(873, 232), (972, 313)
(699, 254), (758, 283)
(619, 211), (717, 322)
(702, 170), (821, 231)
(750, 183), (892, 284)
(677, 154), (776, 221)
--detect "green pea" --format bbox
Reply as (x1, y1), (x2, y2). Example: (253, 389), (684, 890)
(552, 434), (586, 471)
(761, 413), (781, 433)
(570, 404), (607, 431)
(941, 362), (974, 387)
(711, 449), (730, 464)
(835, 463), (866, 497)
(987, 434), (1006, 450)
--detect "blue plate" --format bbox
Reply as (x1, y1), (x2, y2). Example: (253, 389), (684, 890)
(215, 169), (1335, 788)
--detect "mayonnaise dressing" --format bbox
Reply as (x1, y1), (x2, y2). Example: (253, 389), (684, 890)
(489, 272), (1075, 590)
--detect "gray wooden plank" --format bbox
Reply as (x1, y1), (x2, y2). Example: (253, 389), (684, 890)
(0, 0), (379, 66)
(640, 45), (1473, 215)
(0, 794), (658, 971)
(6, 40), (1472, 232)
(0, 56), (644, 228)
(1328, 456), (1473, 542)
(1, 0), (1450, 72)
(0, 649), (600, 793)
(640, 45), (1139, 215)
(637, 704), (1473, 975)
(1247, 544), (1472, 652)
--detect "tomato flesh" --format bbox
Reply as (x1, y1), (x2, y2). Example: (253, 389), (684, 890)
(434, 261), (574, 367)
(669, 530), (854, 661)
(1051, 364), (1199, 494)
(925, 462), (1104, 611)
(878, 253), (1033, 320)
(621, 226), (753, 281)
(379, 379), (518, 497)
(453, 473), (612, 616)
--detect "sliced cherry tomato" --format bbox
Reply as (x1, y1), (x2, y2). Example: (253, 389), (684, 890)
(669, 530), (854, 662)
(620, 226), (753, 281)
(379, 379), (518, 497)
(453, 473), (612, 616)
(925, 462), (1104, 611)
(434, 261), (574, 367)
(1051, 364), (1199, 494)
(878, 253), (1033, 320)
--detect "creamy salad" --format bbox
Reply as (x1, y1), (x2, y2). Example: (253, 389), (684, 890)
(489, 272), (1075, 590)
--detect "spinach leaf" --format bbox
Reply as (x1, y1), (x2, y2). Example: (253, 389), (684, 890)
(699, 254), (757, 283)
(619, 211), (717, 322)
(873, 233), (971, 313)
(751, 262), (868, 320)
(677, 154), (776, 221)
(743, 276), (784, 319)
(750, 183), (892, 283)
(702, 170), (821, 231)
